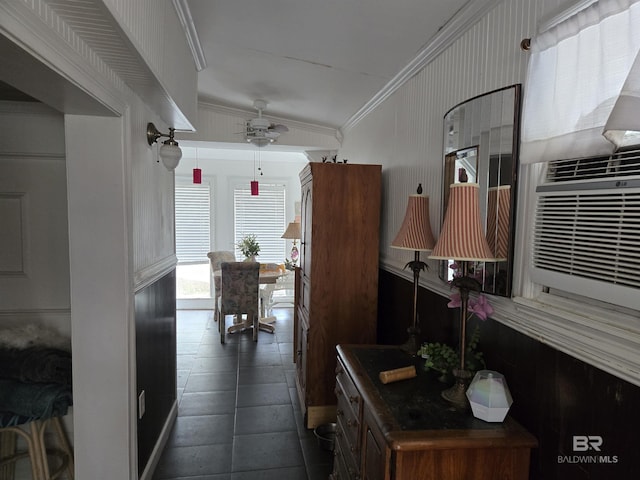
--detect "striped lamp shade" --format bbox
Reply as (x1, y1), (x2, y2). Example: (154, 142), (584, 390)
(391, 194), (436, 251)
(429, 183), (496, 261)
(486, 185), (511, 261)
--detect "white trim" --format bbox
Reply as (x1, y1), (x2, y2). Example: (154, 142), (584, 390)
(512, 294), (640, 387)
(340, 0), (501, 134)
(538, 0), (599, 32)
(134, 254), (178, 293)
(172, 0), (207, 71)
(0, 0), (125, 116)
(139, 401), (178, 480)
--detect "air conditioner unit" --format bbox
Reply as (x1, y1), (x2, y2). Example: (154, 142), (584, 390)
(531, 149), (640, 310)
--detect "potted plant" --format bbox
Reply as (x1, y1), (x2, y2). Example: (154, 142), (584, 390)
(418, 325), (485, 383)
(236, 234), (260, 261)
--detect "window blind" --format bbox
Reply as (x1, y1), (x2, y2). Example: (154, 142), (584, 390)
(176, 182), (211, 264)
(234, 184), (286, 263)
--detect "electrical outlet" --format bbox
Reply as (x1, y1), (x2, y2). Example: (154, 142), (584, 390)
(138, 390), (145, 419)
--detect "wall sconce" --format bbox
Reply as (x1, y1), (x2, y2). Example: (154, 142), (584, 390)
(147, 122), (182, 170)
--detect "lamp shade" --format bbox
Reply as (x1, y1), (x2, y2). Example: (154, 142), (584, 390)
(391, 194), (436, 251)
(485, 185), (510, 261)
(159, 143), (182, 170)
(281, 221), (301, 239)
(429, 183), (496, 261)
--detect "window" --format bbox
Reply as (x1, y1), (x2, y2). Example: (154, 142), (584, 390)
(233, 183), (286, 263)
(175, 181), (212, 299)
(509, 0), (640, 387)
(520, 0), (640, 164)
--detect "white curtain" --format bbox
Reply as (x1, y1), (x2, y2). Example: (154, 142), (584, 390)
(520, 0), (640, 164)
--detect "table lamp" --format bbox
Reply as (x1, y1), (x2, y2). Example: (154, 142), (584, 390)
(391, 184), (436, 356)
(281, 221), (301, 264)
(429, 177), (496, 409)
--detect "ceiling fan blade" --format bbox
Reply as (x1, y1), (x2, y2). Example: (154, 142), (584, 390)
(270, 124), (289, 133)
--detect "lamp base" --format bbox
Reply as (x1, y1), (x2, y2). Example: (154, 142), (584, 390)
(441, 369), (473, 410)
(400, 326), (420, 357)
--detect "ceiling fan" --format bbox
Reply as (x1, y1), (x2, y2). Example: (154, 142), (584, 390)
(245, 99), (289, 147)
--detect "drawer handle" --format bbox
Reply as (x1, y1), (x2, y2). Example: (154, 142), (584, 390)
(336, 409), (344, 417)
(348, 395), (358, 404)
(346, 419), (357, 428)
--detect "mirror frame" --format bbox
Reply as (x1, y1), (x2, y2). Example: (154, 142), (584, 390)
(440, 84), (522, 297)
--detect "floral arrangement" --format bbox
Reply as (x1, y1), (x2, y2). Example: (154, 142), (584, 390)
(447, 292), (494, 320)
(418, 269), (493, 379)
(236, 234), (260, 259)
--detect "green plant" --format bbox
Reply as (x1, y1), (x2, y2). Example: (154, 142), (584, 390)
(236, 234), (260, 259)
(419, 342), (458, 375)
(418, 325), (485, 376)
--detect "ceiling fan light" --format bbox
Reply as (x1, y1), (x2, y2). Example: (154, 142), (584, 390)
(250, 137), (272, 148)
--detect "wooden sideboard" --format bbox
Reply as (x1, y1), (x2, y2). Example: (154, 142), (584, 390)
(333, 345), (538, 480)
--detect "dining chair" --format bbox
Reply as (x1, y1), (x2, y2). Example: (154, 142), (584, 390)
(219, 261), (260, 344)
(207, 251), (236, 322)
(264, 269), (295, 316)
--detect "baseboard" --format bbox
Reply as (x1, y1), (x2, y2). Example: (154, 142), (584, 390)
(138, 400), (177, 480)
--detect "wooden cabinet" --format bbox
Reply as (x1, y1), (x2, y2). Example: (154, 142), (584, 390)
(333, 345), (538, 480)
(294, 163), (381, 429)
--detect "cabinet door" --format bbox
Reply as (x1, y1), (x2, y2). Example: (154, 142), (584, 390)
(295, 315), (309, 402)
(300, 181), (313, 281)
(362, 407), (387, 480)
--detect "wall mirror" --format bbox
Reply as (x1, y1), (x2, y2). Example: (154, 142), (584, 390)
(440, 84), (522, 297)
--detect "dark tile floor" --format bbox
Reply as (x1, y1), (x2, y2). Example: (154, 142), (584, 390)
(152, 307), (334, 480)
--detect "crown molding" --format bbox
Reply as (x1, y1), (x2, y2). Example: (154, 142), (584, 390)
(341, 0), (501, 134)
(172, 0), (207, 71)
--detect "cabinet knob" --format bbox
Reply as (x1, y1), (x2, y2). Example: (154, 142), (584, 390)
(348, 395), (358, 404)
(336, 409), (344, 417)
(296, 349), (302, 357)
(335, 387), (343, 396)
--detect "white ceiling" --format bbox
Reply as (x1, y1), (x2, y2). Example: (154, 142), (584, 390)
(187, 0), (470, 130)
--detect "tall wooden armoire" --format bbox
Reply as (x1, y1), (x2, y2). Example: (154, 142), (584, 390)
(294, 162), (381, 428)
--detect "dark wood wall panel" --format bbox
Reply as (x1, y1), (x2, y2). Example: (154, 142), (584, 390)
(135, 270), (177, 477)
(378, 269), (640, 480)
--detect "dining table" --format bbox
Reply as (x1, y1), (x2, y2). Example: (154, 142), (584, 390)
(213, 267), (283, 334)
